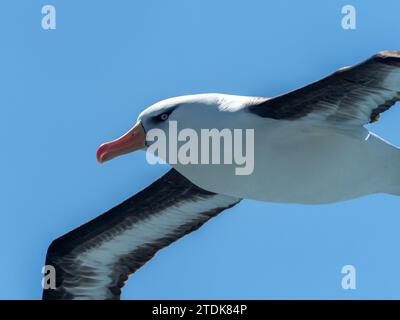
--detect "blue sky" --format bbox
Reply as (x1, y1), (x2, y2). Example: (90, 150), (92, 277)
(1, 0), (400, 299)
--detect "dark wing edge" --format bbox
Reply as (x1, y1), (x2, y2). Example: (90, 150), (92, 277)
(42, 169), (241, 300)
(250, 50), (400, 125)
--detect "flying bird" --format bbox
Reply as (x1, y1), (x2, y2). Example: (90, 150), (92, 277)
(43, 51), (400, 300)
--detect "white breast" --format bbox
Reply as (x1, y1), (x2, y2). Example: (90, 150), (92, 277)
(173, 118), (398, 204)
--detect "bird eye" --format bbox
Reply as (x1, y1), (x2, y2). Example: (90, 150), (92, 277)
(160, 113), (169, 121)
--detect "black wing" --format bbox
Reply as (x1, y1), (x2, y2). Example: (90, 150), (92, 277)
(42, 169), (240, 300)
(250, 51), (400, 125)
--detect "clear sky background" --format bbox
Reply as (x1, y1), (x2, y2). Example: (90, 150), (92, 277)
(1, 0), (400, 299)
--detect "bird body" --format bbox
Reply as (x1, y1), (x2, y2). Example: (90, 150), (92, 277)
(172, 111), (400, 204)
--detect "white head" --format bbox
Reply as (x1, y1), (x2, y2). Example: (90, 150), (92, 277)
(96, 94), (237, 163)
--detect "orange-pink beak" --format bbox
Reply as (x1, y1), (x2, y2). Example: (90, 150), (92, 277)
(96, 121), (146, 164)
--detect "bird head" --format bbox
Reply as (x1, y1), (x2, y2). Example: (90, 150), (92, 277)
(96, 94), (232, 164)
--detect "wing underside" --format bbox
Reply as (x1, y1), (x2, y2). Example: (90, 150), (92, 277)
(42, 169), (240, 300)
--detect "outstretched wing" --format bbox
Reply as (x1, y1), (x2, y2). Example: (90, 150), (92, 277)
(250, 50), (400, 125)
(42, 169), (240, 300)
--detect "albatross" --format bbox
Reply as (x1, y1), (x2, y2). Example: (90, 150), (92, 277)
(43, 51), (400, 300)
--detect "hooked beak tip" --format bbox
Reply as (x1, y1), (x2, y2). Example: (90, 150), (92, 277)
(96, 143), (109, 164)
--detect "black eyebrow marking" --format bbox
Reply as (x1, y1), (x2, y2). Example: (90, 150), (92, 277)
(151, 105), (180, 122)
(161, 106), (176, 116)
